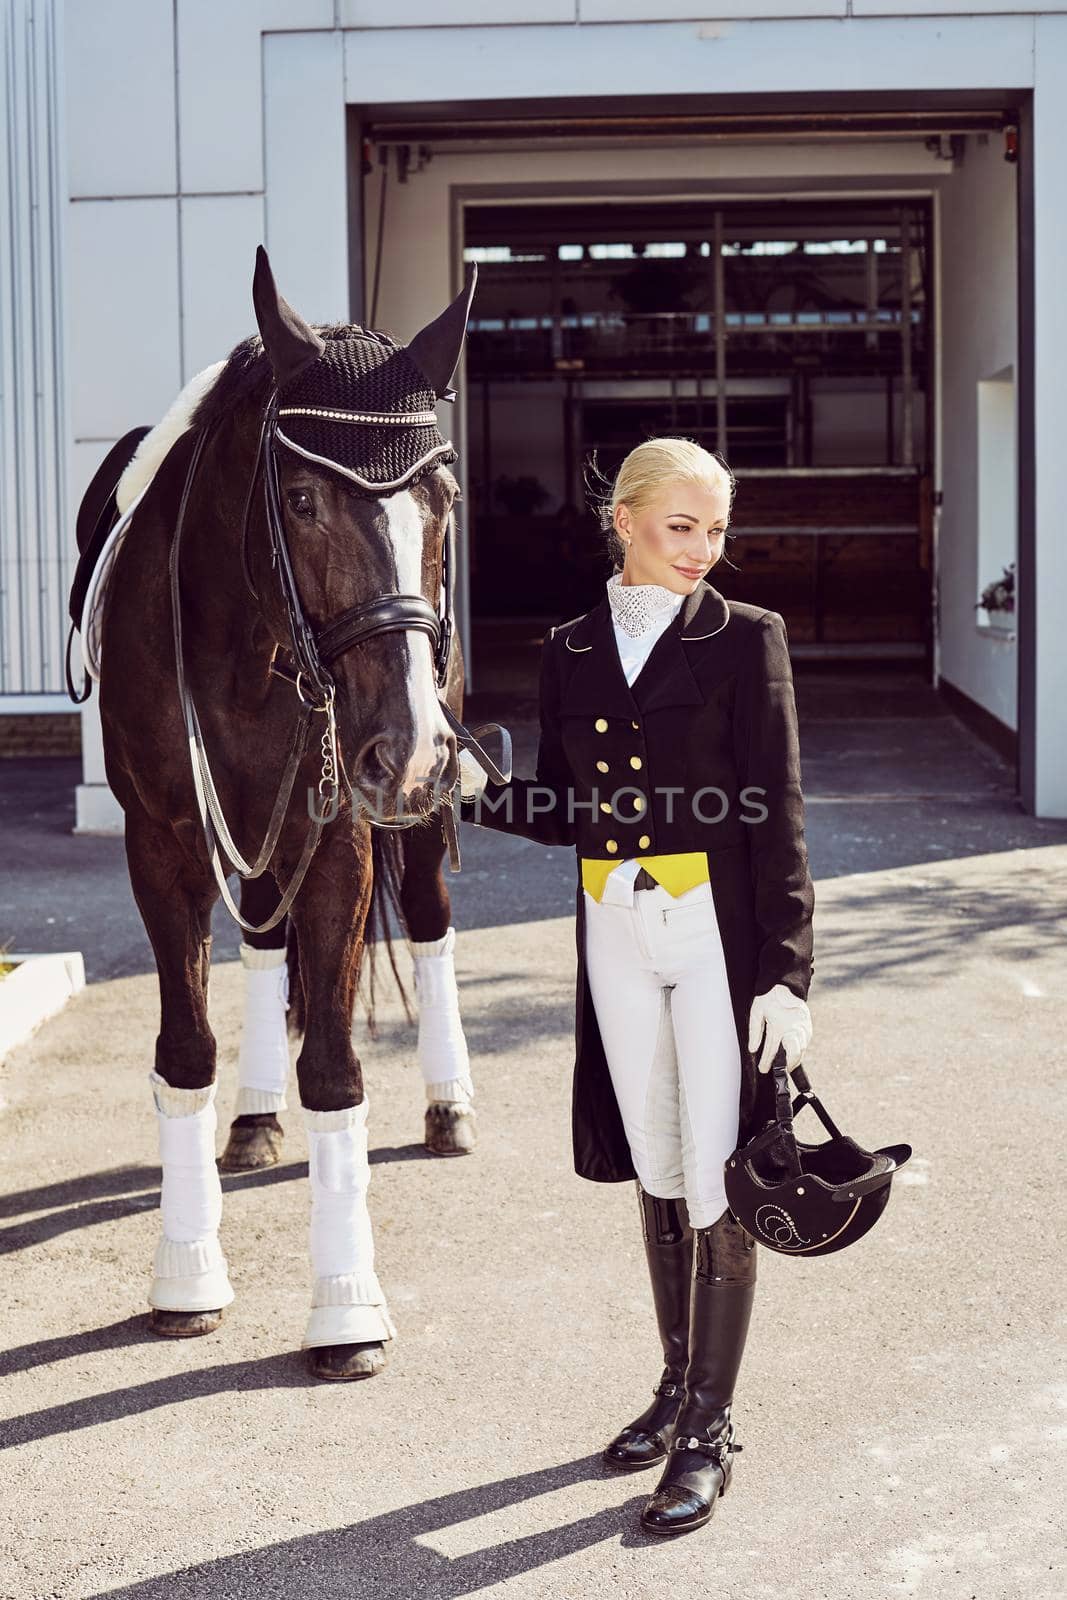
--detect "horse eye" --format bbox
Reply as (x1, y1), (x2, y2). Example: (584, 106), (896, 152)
(287, 488), (315, 519)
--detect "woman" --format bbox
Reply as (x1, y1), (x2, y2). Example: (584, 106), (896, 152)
(457, 437), (815, 1536)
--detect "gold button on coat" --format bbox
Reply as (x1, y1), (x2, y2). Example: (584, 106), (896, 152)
(630, 755), (643, 770)
(606, 839), (618, 853)
(631, 721), (639, 730)
(638, 834), (651, 849)
(596, 759), (609, 772)
(594, 717), (608, 732)
(599, 802), (612, 813)
(632, 796), (645, 811)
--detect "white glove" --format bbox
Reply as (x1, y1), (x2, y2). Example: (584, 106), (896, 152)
(747, 983), (813, 1074)
(457, 747), (489, 801)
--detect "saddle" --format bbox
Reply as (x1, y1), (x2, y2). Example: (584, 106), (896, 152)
(68, 426), (151, 626)
(66, 426), (159, 702)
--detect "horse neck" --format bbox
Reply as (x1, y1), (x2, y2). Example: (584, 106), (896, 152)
(179, 411), (274, 675)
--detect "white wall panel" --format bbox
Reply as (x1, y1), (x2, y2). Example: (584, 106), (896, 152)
(343, 0), (577, 22)
(343, 17), (1036, 103)
(177, 1), (266, 194)
(936, 137), (1016, 732)
(260, 0), (336, 23)
(854, 0), (1062, 14)
(69, 439), (117, 508)
(579, 2), (843, 18)
(65, 0), (176, 198)
(176, 0), (340, 196)
(1032, 17), (1067, 815)
(180, 195), (266, 377)
(67, 199), (181, 440)
(263, 31), (348, 322)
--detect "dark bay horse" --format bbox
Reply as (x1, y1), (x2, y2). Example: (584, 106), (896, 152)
(91, 248), (486, 1378)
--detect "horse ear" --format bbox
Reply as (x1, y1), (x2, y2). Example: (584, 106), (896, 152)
(252, 245), (325, 388)
(404, 260), (478, 399)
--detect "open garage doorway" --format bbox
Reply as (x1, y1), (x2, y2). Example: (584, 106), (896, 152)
(462, 197), (933, 689)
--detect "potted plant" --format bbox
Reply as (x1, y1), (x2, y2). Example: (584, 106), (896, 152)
(976, 562), (1015, 617)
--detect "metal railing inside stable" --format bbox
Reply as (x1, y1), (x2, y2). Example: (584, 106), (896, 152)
(468, 308), (923, 372)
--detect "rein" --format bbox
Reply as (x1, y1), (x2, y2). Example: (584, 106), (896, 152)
(170, 394), (511, 935)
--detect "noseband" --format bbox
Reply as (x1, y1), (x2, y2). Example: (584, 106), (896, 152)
(170, 390), (510, 935)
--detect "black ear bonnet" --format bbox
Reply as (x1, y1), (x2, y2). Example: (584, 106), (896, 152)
(275, 332), (458, 497)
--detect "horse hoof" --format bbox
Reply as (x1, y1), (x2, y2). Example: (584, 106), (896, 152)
(218, 1116), (284, 1171)
(307, 1342), (386, 1381)
(424, 1102), (477, 1156)
(149, 1307), (223, 1337)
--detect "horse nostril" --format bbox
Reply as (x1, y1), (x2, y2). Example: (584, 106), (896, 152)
(356, 735), (405, 786)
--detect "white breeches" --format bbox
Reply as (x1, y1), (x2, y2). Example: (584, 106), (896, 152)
(303, 1098), (397, 1346)
(582, 879), (741, 1229)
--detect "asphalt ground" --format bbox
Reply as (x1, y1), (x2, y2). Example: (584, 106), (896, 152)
(2, 668), (1066, 1600)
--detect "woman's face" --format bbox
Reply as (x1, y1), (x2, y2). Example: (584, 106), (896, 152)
(615, 476), (731, 593)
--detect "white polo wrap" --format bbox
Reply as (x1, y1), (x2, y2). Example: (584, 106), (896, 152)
(234, 941), (291, 1115)
(409, 924), (475, 1105)
(303, 1098), (397, 1347)
(148, 1071), (234, 1312)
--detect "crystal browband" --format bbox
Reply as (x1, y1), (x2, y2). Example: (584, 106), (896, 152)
(277, 406), (440, 426)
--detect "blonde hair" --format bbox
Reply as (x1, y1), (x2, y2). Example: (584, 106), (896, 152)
(593, 437), (736, 564)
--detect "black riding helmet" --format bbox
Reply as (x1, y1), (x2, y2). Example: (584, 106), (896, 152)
(724, 1054), (912, 1257)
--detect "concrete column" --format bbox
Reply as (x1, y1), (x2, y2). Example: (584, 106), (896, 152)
(75, 694), (122, 835)
(1025, 20), (1067, 816)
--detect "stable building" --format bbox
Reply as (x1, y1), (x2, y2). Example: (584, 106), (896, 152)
(1, 1), (1063, 822)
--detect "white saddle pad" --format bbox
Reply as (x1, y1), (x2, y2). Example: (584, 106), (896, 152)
(79, 486), (148, 684)
(80, 359), (225, 683)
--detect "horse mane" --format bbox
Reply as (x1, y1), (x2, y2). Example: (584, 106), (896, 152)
(190, 322), (404, 433)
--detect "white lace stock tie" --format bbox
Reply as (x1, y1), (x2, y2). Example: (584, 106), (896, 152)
(606, 570), (685, 638)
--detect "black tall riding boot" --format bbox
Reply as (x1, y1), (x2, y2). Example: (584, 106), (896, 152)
(603, 1182), (694, 1471)
(640, 1205), (757, 1533)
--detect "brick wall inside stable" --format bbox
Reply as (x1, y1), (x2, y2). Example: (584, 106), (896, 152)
(0, 714), (81, 758)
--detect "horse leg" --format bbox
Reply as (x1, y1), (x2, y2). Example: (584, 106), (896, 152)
(125, 808), (235, 1337)
(289, 837), (395, 1382)
(218, 875), (289, 1172)
(400, 817), (477, 1156)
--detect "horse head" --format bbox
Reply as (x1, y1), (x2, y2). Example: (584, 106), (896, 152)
(245, 245), (477, 825)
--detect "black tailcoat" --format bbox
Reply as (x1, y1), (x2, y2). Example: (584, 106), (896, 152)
(460, 577), (815, 1185)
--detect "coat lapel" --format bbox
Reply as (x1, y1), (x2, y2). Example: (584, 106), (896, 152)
(561, 578), (731, 716)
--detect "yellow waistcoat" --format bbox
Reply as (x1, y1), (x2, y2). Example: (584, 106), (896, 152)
(580, 850), (710, 903)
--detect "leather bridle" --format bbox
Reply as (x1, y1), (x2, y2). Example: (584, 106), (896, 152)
(239, 390), (456, 705)
(170, 388), (510, 935)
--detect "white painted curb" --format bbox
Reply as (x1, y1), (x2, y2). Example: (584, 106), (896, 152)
(0, 952), (86, 1062)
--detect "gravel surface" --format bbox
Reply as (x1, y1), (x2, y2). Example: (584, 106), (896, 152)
(2, 674), (1065, 1599)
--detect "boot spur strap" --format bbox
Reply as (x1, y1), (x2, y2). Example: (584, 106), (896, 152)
(674, 1432), (743, 1459)
(653, 1380), (683, 1398)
